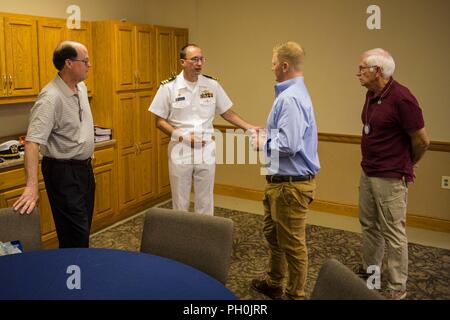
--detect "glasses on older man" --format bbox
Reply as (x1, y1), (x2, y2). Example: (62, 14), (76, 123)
(70, 58), (90, 66)
(184, 56), (206, 64)
(358, 65), (378, 73)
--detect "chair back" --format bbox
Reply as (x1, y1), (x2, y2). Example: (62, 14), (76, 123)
(311, 258), (385, 300)
(140, 208), (234, 284)
(0, 207), (42, 252)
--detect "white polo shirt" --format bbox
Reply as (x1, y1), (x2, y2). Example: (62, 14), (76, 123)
(149, 72), (233, 139)
(26, 75), (94, 160)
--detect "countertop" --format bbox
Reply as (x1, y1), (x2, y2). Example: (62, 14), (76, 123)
(0, 139), (116, 171)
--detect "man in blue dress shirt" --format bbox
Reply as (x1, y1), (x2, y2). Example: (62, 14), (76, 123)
(251, 41), (320, 300)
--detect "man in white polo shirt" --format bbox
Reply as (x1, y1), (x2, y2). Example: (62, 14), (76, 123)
(13, 41), (95, 248)
(150, 44), (257, 215)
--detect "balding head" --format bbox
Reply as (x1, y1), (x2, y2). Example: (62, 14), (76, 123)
(53, 41), (87, 71)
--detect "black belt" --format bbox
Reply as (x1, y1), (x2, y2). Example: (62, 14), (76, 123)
(266, 175), (314, 183)
(43, 156), (92, 167)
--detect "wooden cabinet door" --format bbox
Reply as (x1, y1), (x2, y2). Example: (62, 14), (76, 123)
(93, 162), (115, 222)
(135, 25), (154, 91)
(37, 182), (55, 236)
(158, 139), (171, 196)
(0, 17), (7, 98)
(155, 26), (174, 83)
(173, 28), (188, 74)
(116, 93), (138, 210)
(67, 21), (94, 95)
(114, 24), (135, 91)
(4, 16), (40, 97)
(136, 91), (155, 201)
(37, 18), (65, 89)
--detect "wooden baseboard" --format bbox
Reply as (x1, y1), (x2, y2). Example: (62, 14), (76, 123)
(214, 183), (450, 233)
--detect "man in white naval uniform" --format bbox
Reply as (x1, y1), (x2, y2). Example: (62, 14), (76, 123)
(149, 44), (257, 215)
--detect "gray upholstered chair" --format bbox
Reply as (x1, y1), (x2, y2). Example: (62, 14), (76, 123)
(311, 258), (385, 300)
(0, 207), (42, 252)
(140, 207), (234, 284)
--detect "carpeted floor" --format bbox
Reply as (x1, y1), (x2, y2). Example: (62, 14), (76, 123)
(90, 202), (450, 300)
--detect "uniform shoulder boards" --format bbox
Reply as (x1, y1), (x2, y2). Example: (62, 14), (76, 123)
(160, 75), (176, 85)
(203, 74), (219, 81)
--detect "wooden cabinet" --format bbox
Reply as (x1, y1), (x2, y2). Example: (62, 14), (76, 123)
(0, 14), (40, 102)
(37, 17), (94, 95)
(114, 23), (155, 91)
(92, 145), (116, 226)
(115, 91), (156, 211)
(154, 26), (188, 197)
(93, 20), (160, 216)
(155, 26), (188, 82)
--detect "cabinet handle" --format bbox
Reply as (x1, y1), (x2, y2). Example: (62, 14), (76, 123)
(2, 75), (6, 95)
(8, 75), (12, 95)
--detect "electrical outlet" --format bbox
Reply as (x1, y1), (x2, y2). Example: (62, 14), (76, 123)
(442, 176), (450, 190)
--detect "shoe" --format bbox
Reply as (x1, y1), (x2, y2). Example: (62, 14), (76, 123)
(352, 264), (370, 280)
(251, 279), (283, 300)
(387, 290), (407, 300)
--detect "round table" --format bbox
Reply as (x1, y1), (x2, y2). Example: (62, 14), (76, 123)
(0, 248), (237, 300)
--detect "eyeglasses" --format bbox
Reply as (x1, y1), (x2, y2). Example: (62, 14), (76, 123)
(70, 58), (90, 66)
(358, 65), (378, 73)
(184, 56), (206, 64)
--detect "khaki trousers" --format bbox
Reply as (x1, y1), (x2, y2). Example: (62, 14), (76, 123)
(359, 171), (408, 291)
(263, 179), (316, 299)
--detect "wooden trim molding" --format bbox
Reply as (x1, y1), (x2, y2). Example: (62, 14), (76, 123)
(213, 125), (450, 152)
(214, 183), (450, 233)
(318, 132), (361, 145)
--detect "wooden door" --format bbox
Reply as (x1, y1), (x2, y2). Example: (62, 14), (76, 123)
(114, 24), (135, 91)
(173, 28), (188, 74)
(93, 163), (115, 222)
(4, 16), (39, 96)
(135, 25), (154, 90)
(155, 26), (174, 83)
(116, 93), (138, 210)
(0, 17), (7, 98)
(67, 21), (94, 95)
(37, 18), (65, 89)
(136, 91), (155, 201)
(158, 138), (171, 196)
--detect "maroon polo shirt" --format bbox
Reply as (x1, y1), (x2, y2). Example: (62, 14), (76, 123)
(360, 78), (425, 182)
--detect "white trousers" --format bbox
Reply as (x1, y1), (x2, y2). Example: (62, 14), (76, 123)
(168, 141), (216, 215)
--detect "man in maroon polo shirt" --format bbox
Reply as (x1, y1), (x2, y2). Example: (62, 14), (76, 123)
(356, 48), (430, 300)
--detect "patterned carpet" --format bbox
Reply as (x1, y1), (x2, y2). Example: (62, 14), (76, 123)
(90, 202), (450, 300)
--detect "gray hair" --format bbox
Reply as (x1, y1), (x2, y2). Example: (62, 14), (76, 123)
(363, 48), (395, 79)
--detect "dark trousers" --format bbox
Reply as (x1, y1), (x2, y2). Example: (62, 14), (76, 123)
(42, 157), (95, 248)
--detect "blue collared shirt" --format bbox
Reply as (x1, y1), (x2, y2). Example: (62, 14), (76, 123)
(265, 76), (320, 176)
